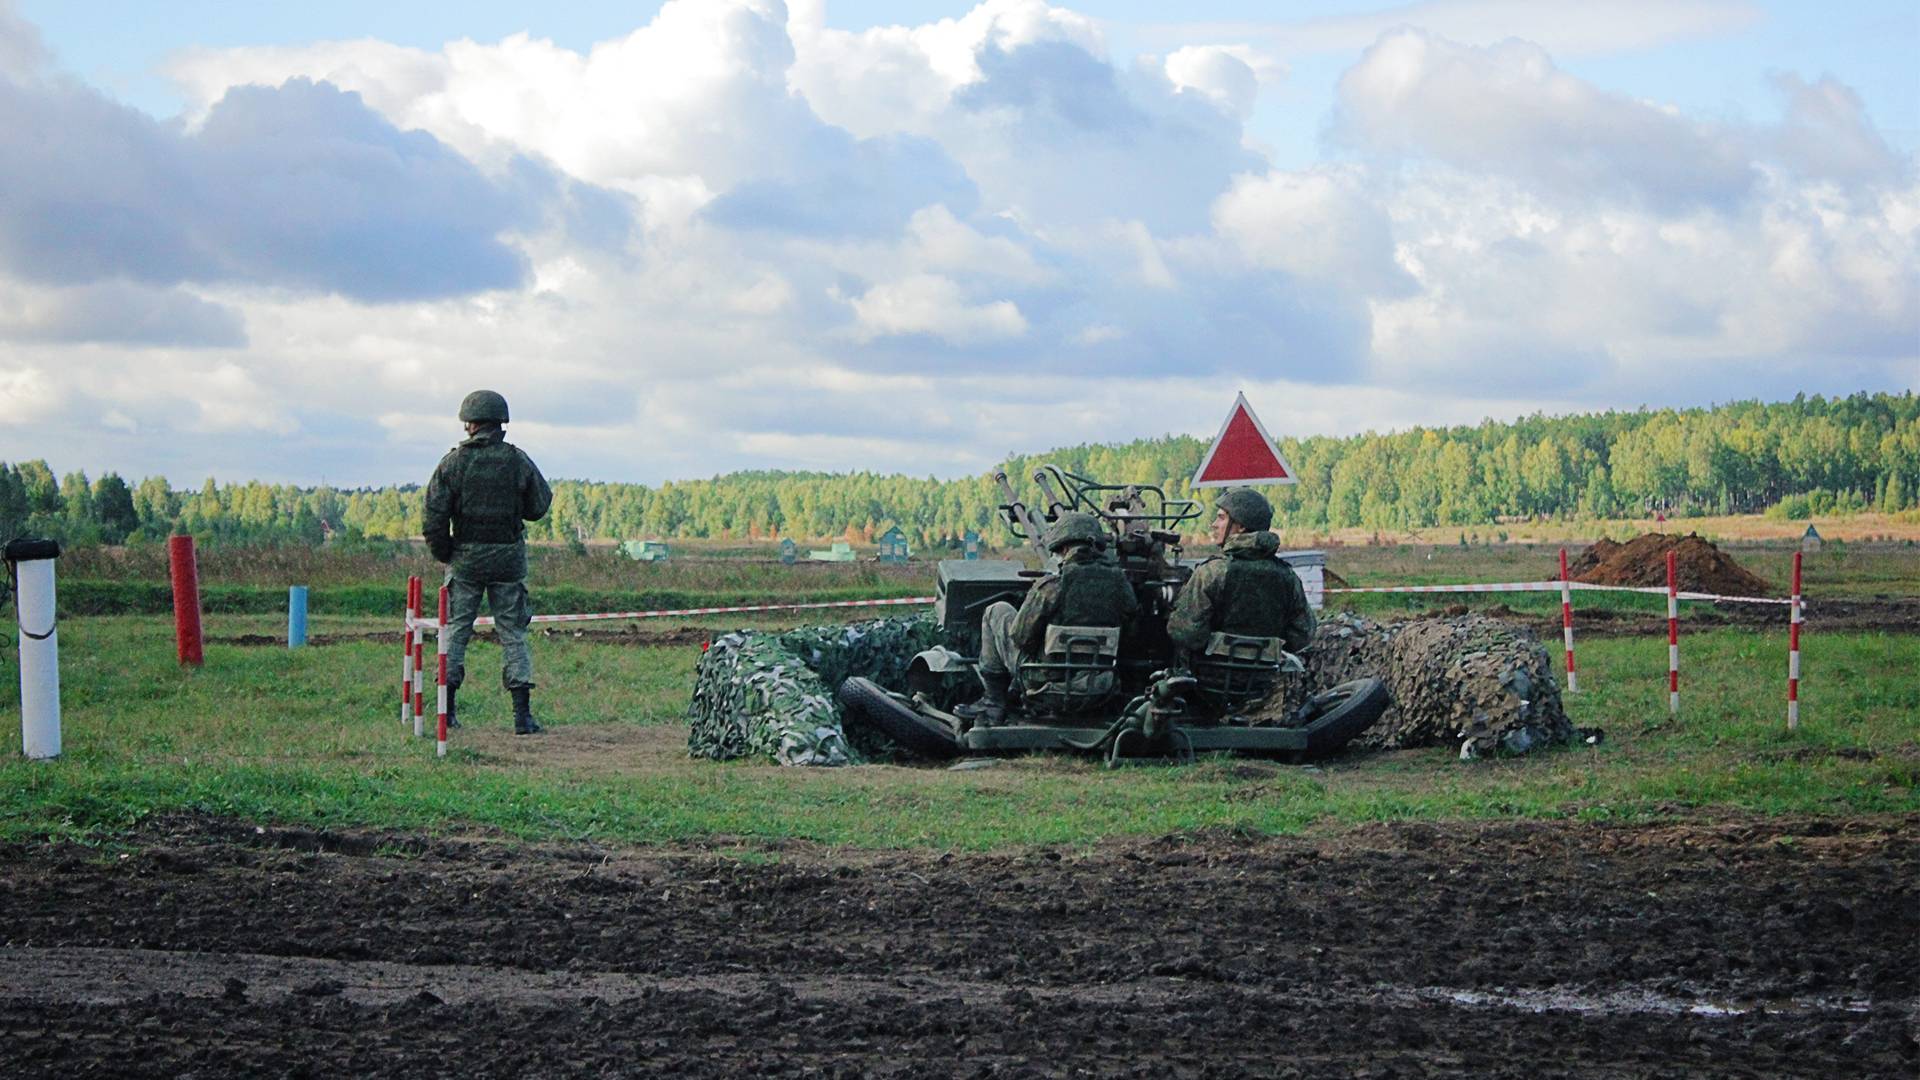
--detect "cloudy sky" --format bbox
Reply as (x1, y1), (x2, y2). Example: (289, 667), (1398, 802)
(0, 0), (1914, 487)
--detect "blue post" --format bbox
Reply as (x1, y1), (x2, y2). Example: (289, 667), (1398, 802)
(288, 586), (308, 649)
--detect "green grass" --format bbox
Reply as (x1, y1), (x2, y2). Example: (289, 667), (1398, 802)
(0, 609), (1912, 850)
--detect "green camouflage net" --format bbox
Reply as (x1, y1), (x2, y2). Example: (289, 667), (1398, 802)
(1262, 611), (1573, 758)
(687, 615), (946, 766)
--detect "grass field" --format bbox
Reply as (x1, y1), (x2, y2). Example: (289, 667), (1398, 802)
(1, 581), (1913, 848)
(3, 534), (1913, 849)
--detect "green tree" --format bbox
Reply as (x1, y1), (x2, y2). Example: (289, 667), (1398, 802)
(93, 473), (140, 544)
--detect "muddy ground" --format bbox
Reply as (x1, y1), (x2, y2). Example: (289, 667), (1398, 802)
(1455, 596), (1920, 640)
(2, 815), (1913, 1077)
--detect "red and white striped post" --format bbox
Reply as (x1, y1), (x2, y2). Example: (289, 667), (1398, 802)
(412, 585), (427, 738)
(1788, 551), (1803, 730)
(1558, 547), (1578, 692)
(436, 585), (450, 757)
(400, 576), (419, 726)
(1666, 549), (1680, 717)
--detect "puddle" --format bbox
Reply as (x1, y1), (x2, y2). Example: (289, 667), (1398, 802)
(1402, 983), (1881, 1019)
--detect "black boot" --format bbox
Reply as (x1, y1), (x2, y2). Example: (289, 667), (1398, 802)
(444, 684), (461, 730)
(955, 669), (1011, 729)
(510, 686), (543, 735)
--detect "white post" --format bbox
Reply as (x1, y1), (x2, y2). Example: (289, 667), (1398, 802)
(10, 541), (62, 759)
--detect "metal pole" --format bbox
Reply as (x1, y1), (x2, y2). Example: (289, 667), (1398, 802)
(1667, 549), (1679, 717)
(8, 539), (62, 759)
(1788, 551), (1803, 730)
(168, 535), (204, 667)
(1558, 547), (1578, 693)
(412, 615), (426, 738)
(401, 576), (419, 726)
(437, 586), (450, 758)
(288, 586), (308, 649)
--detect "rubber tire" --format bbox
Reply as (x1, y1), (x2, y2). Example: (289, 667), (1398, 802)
(838, 677), (960, 761)
(1293, 677), (1390, 758)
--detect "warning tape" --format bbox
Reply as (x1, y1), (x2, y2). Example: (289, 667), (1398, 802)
(408, 595), (937, 631)
(408, 581), (1793, 632)
(1325, 581), (1795, 606)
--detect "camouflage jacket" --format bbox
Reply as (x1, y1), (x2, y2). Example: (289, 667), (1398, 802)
(423, 428), (553, 582)
(1167, 530), (1315, 656)
(1011, 546), (1141, 655)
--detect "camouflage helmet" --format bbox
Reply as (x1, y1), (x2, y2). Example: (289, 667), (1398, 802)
(1044, 511), (1107, 553)
(1215, 487), (1273, 532)
(458, 389), (510, 424)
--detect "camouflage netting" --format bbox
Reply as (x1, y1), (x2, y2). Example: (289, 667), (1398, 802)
(1263, 612), (1573, 759)
(687, 615), (945, 766)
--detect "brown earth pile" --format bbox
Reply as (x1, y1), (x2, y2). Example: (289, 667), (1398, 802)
(1567, 532), (1774, 596)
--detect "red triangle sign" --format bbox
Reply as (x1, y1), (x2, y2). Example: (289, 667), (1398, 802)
(1192, 393), (1296, 488)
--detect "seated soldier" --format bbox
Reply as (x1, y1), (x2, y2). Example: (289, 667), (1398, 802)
(965, 512), (1140, 726)
(1167, 488), (1315, 694)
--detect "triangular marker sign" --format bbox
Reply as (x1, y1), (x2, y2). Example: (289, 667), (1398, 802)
(1192, 392), (1296, 488)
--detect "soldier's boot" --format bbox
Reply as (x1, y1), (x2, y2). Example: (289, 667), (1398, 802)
(510, 686), (544, 735)
(956, 670), (1011, 729)
(444, 684), (461, 729)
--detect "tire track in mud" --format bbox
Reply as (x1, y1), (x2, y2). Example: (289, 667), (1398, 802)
(3, 814), (1915, 1077)
(4, 945), (1906, 1022)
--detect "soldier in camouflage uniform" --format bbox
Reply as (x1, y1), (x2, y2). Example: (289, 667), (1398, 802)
(964, 512), (1139, 726)
(1168, 487), (1315, 662)
(424, 390), (554, 735)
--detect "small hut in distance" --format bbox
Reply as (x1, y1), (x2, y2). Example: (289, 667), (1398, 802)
(809, 540), (856, 562)
(1801, 524), (1823, 553)
(621, 540), (671, 562)
(876, 526), (910, 562)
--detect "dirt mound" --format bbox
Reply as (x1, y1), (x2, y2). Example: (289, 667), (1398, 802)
(1568, 532), (1774, 597)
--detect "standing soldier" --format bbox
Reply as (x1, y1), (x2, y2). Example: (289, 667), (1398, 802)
(424, 390), (554, 735)
(1168, 487), (1314, 660)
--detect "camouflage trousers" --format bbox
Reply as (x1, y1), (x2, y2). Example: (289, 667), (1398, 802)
(975, 601), (1028, 678)
(444, 574), (535, 690)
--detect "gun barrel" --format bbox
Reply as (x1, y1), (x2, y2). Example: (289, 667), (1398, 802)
(1031, 470), (1069, 516)
(994, 470), (1048, 554)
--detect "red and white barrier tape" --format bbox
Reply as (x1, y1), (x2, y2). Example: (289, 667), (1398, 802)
(1323, 580), (1795, 605)
(403, 557), (1813, 732)
(408, 594), (937, 632)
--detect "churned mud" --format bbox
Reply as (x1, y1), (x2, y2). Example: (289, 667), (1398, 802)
(1443, 596), (1920, 640)
(2, 814), (1914, 1077)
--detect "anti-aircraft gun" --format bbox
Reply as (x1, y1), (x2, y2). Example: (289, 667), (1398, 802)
(837, 466), (1387, 764)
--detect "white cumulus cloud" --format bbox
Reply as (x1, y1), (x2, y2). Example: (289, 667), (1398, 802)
(0, 2), (1908, 487)
(849, 274), (1029, 343)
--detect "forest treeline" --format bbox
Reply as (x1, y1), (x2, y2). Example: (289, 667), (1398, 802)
(4, 392), (1916, 551)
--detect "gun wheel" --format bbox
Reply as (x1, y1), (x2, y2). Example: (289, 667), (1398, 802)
(1293, 677), (1390, 757)
(838, 677), (960, 760)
